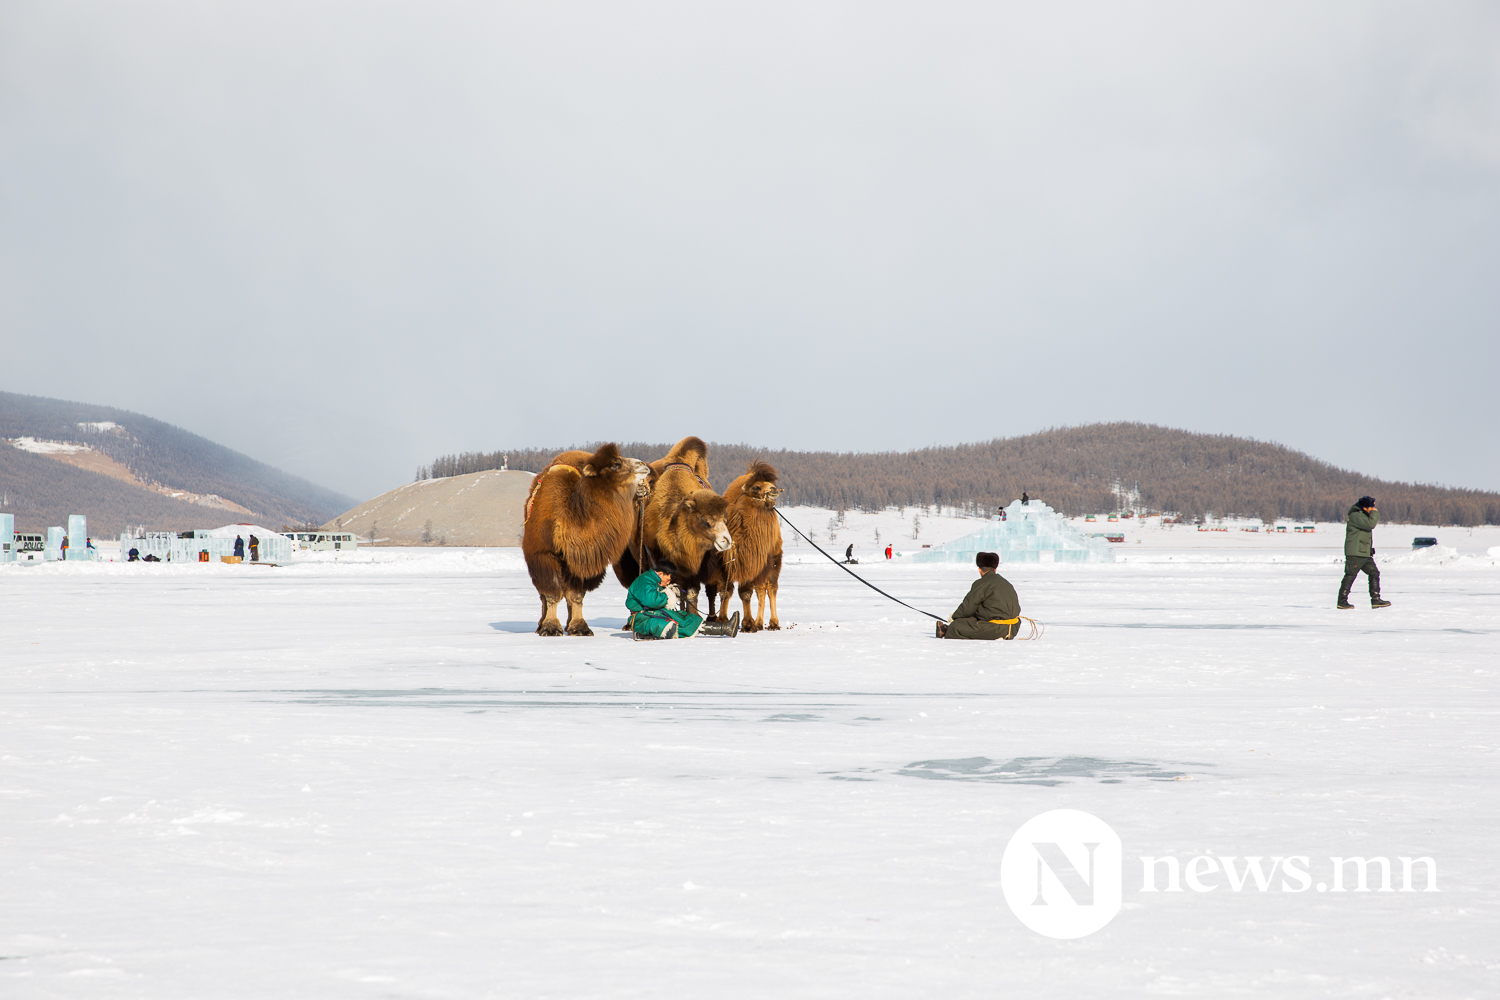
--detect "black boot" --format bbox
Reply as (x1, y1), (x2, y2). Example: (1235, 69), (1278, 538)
(698, 612), (740, 637)
(1337, 587), (1354, 610)
(1371, 598), (1391, 609)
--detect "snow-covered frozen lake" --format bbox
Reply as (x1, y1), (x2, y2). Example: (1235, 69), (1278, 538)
(4, 515), (1499, 997)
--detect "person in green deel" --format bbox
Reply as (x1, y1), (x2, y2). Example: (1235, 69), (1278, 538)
(626, 561), (739, 640)
(1339, 495), (1391, 610)
(937, 551), (1021, 639)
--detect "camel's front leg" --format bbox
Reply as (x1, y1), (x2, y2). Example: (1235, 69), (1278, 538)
(564, 589), (593, 636)
(536, 593), (565, 636)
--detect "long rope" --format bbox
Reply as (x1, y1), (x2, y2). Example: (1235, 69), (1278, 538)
(775, 508), (946, 623)
(773, 508), (1044, 639)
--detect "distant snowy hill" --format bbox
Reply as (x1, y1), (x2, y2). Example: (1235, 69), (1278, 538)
(1, 390), (354, 532)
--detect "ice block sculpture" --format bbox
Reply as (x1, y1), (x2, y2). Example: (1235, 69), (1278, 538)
(67, 514), (89, 560)
(0, 513), (13, 563)
(906, 499), (1114, 564)
(46, 526), (65, 561)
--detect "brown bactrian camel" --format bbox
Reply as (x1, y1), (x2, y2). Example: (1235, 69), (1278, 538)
(622, 460), (731, 618)
(613, 435), (710, 587)
(705, 461), (785, 631)
(530, 447), (654, 589)
(522, 443), (650, 636)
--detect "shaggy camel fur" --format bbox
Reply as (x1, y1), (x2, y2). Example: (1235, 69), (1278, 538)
(612, 435), (711, 587)
(532, 449), (654, 590)
(623, 462), (731, 618)
(706, 461), (785, 631)
(523, 443), (650, 636)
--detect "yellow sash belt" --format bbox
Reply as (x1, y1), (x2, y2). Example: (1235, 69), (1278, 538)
(989, 617), (1020, 625)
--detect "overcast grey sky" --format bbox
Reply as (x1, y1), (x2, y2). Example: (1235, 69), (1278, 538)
(3, 1), (1497, 501)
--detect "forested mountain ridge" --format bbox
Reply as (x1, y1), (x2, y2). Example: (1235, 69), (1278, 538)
(424, 423), (1499, 526)
(1, 390), (354, 527)
(0, 444), (256, 534)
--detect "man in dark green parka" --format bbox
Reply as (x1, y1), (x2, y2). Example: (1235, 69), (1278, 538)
(1339, 496), (1391, 609)
(939, 551), (1022, 639)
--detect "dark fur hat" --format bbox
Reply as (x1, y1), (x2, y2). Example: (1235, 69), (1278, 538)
(654, 560), (679, 578)
(1357, 496), (1376, 508)
(976, 551), (1000, 570)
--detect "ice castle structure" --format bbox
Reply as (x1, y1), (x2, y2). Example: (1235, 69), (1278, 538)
(906, 499), (1115, 564)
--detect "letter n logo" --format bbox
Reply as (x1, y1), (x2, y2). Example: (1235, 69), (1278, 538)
(1001, 810), (1122, 938)
(1031, 841), (1098, 905)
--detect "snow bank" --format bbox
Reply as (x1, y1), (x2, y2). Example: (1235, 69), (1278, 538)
(8, 436), (91, 455)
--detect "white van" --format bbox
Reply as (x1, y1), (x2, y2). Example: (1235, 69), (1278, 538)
(285, 531), (358, 552)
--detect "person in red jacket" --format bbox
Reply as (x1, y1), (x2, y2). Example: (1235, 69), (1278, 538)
(885, 544), (893, 560)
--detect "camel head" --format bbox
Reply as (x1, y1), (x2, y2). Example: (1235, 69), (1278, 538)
(742, 461), (785, 508)
(678, 490), (733, 553)
(623, 457), (652, 498)
(748, 482), (785, 507)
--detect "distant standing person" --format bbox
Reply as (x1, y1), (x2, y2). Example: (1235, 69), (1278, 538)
(845, 543), (853, 564)
(233, 535), (245, 560)
(937, 552), (1021, 640)
(885, 544), (892, 560)
(1021, 491), (1029, 505)
(249, 534), (260, 562)
(1339, 496), (1391, 609)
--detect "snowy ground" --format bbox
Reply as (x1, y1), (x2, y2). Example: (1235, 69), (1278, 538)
(4, 510), (1499, 997)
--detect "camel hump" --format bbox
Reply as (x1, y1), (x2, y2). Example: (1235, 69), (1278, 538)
(657, 436), (710, 480)
(547, 449), (594, 471)
(671, 435), (707, 459)
(586, 442), (622, 474)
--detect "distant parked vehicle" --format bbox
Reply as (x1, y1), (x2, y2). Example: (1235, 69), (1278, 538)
(1412, 537), (1438, 550)
(285, 531), (358, 552)
(14, 532), (43, 561)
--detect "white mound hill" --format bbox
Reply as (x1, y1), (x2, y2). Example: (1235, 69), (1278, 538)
(327, 469), (535, 546)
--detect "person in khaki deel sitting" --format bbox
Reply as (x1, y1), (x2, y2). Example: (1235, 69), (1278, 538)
(937, 551), (1021, 640)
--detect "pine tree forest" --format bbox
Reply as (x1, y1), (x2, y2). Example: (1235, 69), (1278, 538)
(419, 423), (1500, 526)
